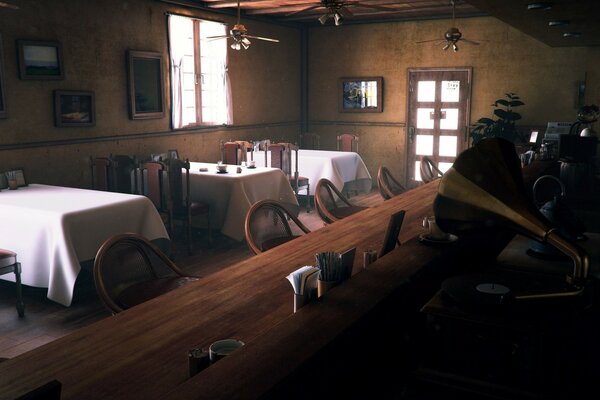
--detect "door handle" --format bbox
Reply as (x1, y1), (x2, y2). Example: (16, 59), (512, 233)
(408, 126), (415, 144)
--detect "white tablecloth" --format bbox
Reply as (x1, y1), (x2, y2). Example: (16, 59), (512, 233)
(0, 184), (169, 306)
(188, 163), (299, 241)
(253, 149), (372, 195)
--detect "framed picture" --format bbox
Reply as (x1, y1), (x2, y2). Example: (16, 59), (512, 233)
(0, 33), (6, 118)
(127, 50), (165, 120)
(4, 168), (27, 187)
(54, 90), (95, 127)
(17, 40), (64, 80)
(168, 149), (179, 160)
(339, 77), (383, 113)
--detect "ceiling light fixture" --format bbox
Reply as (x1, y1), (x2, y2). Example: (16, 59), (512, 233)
(333, 12), (343, 26)
(548, 20), (569, 27)
(318, 13), (329, 25)
(563, 32), (582, 38)
(452, 43), (458, 52)
(527, 2), (553, 10)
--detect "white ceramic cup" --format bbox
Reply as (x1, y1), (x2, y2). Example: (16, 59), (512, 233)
(209, 339), (245, 363)
(217, 164), (228, 173)
(248, 160), (256, 168)
(422, 216), (449, 240)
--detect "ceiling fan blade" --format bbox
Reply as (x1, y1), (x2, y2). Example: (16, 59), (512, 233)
(245, 35), (280, 43)
(416, 38), (444, 44)
(348, 3), (396, 12)
(461, 38), (481, 45)
(286, 4), (322, 17)
(337, 6), (353, 19)
(241, 37), (251, 46)
(0, 2), (18, 9)
(206, 35), (231, 40)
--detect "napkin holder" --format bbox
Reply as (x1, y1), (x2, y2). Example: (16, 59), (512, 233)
(294, 287), (317, 313)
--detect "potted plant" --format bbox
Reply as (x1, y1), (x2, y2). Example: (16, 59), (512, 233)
(470, 93), (525, 145)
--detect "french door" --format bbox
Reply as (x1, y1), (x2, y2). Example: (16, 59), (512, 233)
(406, 68), (472, 188)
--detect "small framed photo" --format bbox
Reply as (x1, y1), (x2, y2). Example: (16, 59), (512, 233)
(17, 40), (64, 80)
(168, 149), (179, 160)
(339, 77), (383, 113)
(127, 50), (165, 120)
(5, 168), (27, 187)
(54, 90), (95, 127)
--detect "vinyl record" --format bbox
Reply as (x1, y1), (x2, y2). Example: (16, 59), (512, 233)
(442, 273), (514, 306)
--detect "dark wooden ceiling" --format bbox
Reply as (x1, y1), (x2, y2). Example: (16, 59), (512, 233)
(168, 0), (600, 47)
(187, 0), (485, 23)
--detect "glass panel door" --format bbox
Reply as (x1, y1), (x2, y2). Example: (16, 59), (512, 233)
(406, 68), (472, 186)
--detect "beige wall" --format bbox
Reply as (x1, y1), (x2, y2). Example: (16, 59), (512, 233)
(2, 4), (599, 189)
(308, 16), (600, 183)
(0, 0), (301, 187)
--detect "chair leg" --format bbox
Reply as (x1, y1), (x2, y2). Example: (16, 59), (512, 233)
(206, 212), (212, 246)
(14, 262), (24, 317)
(187, 215), (193, 256)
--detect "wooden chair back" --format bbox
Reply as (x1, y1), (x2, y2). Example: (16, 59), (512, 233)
(314, 178), (367, 224)
(221, 141), (241, 165)
(336, 133), (359, 152)
(111, 154), (138, 194)
(420, 156), (444, 183)
(93, 233), (194, 314)
(244, 200), (310, 255)
(300, 133), (320, 150)
(377, 166), (406, 200)
(141, 160), (166, 211)
(91, 157), (112, 191)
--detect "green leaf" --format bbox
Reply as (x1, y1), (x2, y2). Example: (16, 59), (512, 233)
(477, 117), (494, 124)
(496, 99), (510, 107)
(494, 109), (508, 119)
(509, 100), (525, 107)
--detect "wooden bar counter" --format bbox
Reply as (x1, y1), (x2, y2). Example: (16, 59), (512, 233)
(0, 181), (457, 399)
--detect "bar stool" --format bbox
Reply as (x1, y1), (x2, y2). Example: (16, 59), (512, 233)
(0, 249), (25, 317)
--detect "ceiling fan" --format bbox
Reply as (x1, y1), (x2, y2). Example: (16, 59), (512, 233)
(207, 0), (279, 50)
(287, 0), (397, 26)
(416, 0), (481, 52)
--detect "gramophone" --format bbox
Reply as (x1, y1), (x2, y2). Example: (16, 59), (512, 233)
(433, 138), (590, 304)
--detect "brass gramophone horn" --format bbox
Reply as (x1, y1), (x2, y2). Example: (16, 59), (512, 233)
(434, 138), (589, 301)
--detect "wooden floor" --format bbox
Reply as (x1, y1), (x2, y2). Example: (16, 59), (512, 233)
(0, 191), (384, 359)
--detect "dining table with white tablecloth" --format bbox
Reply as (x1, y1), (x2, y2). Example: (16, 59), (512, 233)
(0, 184), (169, 306)
(187, 162), (299, 242)
(252, 149), (372, 195)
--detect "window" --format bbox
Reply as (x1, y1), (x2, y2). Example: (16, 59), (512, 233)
(168, 14), (232, 129)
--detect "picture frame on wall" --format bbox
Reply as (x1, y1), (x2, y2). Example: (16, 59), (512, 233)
(54, 90), (95, 127)
(127, 50), (165, 120)
(339, 77), (383, 113)
(0, 33), (7, 118)
(17, 39), (64, 80)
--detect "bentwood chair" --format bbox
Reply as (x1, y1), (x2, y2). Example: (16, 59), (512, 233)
(266, 143), (311, 212)
(420, 156), (444, 183)
(0, 249), (24, 317)
(377, 166), (406, 200)
(244, 199), (310, 255)
(93, 233), (199, 314)
(91, 157), (113, 191)
(314, 178), (368, 224)
(165, 158), (211, 254)
(336, 133), (359, 152)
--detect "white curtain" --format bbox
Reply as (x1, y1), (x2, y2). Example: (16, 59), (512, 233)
(200, 22), (232, 125)
(168, 14), (191, 129)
